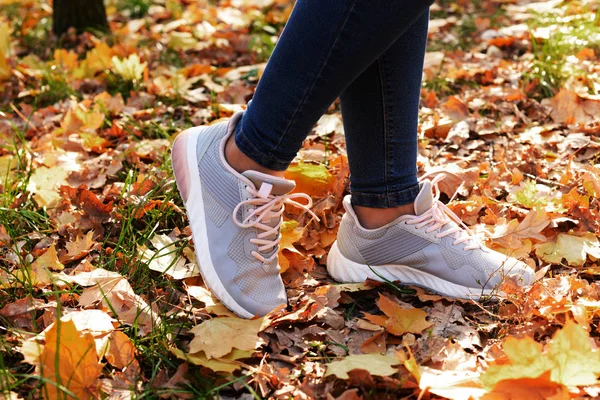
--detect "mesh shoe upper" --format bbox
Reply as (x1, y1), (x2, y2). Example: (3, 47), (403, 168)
(336, 177), (534, 291)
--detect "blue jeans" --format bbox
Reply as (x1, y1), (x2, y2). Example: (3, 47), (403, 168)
(234, 0), (433, 208)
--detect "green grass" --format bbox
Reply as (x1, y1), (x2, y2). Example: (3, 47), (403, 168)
(524, 4), (600, 99)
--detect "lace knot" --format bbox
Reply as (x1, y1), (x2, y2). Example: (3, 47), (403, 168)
(233, 184), (320, 262)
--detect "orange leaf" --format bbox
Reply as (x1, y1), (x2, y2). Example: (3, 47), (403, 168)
(40, 319), (102, 400)
(377, 294), (433, 336)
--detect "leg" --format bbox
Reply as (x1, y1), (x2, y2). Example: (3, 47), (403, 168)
(228, 0), (434, 174)
(340, 10), (430, 228)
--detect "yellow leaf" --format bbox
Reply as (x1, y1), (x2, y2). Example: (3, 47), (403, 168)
(26, 166), (69, 207)
(188, 317), (266, 359)
(112, 53), (147, 82)
(74, 107), (105, 132)
(33, 244), (63, 271)
(377, 294), (433, 335)
(170, 348), (249, 373)
(396, 346), (421, 383)
(535, 233), (600, 267)
(0, 22), (11, 81)
(53, 49), (78, 71)
(74, 42), (113, 79)
(40, 319), (102, 400)
(324, 354), (399, 379)
(481, 336), (551, 390)
(547, 319), (600, 386)
(279, 220), (304, 252)
(482, 320), (600, 390)
(0, 154), (16, 182)
(284, 162), (332, 197)
(62, 231), (95, 262)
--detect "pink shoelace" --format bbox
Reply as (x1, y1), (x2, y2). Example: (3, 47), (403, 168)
(233, 183), (319, 263)
(406, 174), (481, 251)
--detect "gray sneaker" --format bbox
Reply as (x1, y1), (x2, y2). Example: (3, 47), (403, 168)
(327, 178), (534, 299)
(171, 111), (314, 318)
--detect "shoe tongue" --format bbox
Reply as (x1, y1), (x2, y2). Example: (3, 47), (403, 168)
(242, 170), (296, 196)
(414, 180), (434, 215)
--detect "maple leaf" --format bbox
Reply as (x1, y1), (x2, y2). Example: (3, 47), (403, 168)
(489, 208), (550, 249)
(171, 348), (249, 373)
(139, 234), (199, 280)
(324, 354), (399, 379)
(112, 54), (147, 82)
(284, 162), (332, 198)
(187, 285), (237, 317)
(188, 317), (267, 359)
(53, 49), (78, 71)
(40, 319), (103, 400)
(26, 166), (70, 207)
(104, 331), (136, 370)
(61, 230), (95, 262)
(535, 232), (600, 267)
(482, 320), (600, 390)
(376, 294), (433, 336)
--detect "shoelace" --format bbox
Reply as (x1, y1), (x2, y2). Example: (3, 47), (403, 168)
(233, 183), (319, 263)
(406, 174), (481, 251)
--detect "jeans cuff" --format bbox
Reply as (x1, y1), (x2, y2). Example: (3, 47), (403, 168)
(234, 113), (292, 172)
(351, 183), (420, 208)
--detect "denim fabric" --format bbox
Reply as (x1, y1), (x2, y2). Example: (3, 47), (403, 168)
(234, 0), (433, 208)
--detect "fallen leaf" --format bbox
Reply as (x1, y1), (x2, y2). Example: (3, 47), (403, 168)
(170, 348), (249, 373)
(377, 294), (433, 336)
(140, 234), (199, 279)
(535, 232), (600, 267)
(188, 317), (267, 359)
(105, 331), (136, 370)
(324, 354), (399, 379)
(40, 319), (103, 400)
(284, 162), (332, 198)
(482, 320), (600, 390)
(26, 166), (70, 207)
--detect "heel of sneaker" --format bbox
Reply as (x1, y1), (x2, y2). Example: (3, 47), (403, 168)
(172, 130), (197, 203)
(327, 241), (373, 282)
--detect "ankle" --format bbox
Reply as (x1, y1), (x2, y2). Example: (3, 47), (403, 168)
(225, 136), (286, 178)
(353, 203), (415, 229)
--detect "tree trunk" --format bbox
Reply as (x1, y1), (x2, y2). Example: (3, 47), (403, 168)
(53, 0), (109, 36)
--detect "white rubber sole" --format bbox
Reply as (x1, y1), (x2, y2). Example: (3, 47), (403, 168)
(172, 130), (254, 319)
(327, 241), (495, 300)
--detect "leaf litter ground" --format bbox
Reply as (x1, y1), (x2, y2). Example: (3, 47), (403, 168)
(1, 0), (600, 399)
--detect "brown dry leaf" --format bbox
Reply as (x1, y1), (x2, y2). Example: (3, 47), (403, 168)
(62, 268), (161, 336)
(105, 331), (136, 370)
(61, 230), (95, 262)
(549, 89), (598, 124)
(40, 319), (103, 400)
(188, 317), (267, 359)
(442, 96), (469, 121)
(377, 294), (433, 336)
